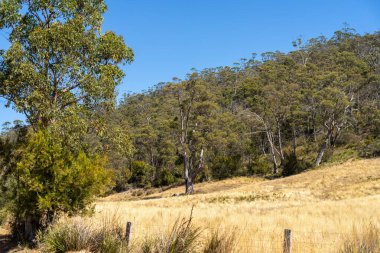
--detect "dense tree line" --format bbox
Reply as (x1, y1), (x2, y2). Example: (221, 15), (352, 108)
(107, 28), (380, 192)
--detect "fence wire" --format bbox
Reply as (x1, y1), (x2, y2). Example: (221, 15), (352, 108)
(122, 222), (359, 253)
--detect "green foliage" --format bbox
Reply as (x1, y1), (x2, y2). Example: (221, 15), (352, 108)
(248, 156), (272, 175)
(0, 0), (133, 127)
(0, 209), (7, 227)
(8, 130), (113, 240)
(129, 161), (153, 188)
(282, 153), (311, 176)
(328, 148), (359, 164)
(358, 138), (380, 158)
(113, 28), (379, 188)
(156, 168), (176, 186)
(211, 156), (242, 180)
(114, 168), (133, 192)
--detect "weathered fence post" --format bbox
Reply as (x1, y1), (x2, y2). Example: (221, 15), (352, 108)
(126, 221), (133, 245)
(283, 229), (292, 253)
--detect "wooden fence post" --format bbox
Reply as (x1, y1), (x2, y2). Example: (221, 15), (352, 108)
(283, 229), (292, 253)
(126, 221), (133, 245)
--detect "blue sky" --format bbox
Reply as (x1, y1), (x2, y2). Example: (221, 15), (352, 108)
(1, 0), (379, 125)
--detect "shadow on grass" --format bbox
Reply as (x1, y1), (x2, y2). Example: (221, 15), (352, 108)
(0, 234), (18, 252)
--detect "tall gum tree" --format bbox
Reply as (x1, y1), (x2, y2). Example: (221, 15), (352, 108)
(0, 0), (134, 242)
(0, 0), (134, 128)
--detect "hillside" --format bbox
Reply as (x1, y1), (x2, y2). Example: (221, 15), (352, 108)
(102, 158), (380, 202)
(1, 159), (379, 252)
(93, 158), (380, 253)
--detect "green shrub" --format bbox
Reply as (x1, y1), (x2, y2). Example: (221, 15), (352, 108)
(248, 155), (272, 175)
(129, 161), (153, 188)
(211, 156), (241, 179)
(7, 130), (114, 242)
(0, 208), (8, 227)
(282, 153), (311, 176)
(114, 168), (133, 192)
(358, 138), (380, 158)
(196, 164), (211, 182)
(156, 168), (175, 186)
(329, 148), (358, 164)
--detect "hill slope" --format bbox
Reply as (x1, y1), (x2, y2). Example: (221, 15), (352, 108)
(103, 158), (380, 202)
(96, 159), (380, 253)
(2, 159), (379, 252)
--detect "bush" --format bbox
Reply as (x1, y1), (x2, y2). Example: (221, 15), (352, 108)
(211, 156), (241, 180)
(329, 148), (358, 164)
(114, 168), (133, 192)
(358, 138), (380, 158)
(7, 130), (114, 242)
(282, 153), (311, 176)
(0, 208), (9, 227)
(196, 164), (211, 182)
(129, 161), (154, 188)
(248, 155), (272, 175)
(339, 223), (380, 253)
(0, 194), (10, 227)
(155, 168), (175, 187)
(39, 216), (127, 253)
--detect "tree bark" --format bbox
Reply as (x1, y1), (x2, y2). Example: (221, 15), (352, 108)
(266, 131), (278, 174)
(185, 177), (194, 194)
(23, 216), (39, 243)
(277, 122), (284, 161)
(315, 138), (328, 166)
(184, 148), (204, 194)
(183, 151), (192, 194)
(312, 112), (317, 142)
(292, 125), (297, 157)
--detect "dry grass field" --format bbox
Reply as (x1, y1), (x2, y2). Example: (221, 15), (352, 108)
(2, 158), (379, 252)
(92, 158), (380, 253)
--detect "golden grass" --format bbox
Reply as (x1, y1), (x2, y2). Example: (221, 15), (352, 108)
(94, 158), (380, 253)
(2, 159), (380, 252)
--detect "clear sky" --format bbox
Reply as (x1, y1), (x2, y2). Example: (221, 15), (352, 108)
(0, 0), (379, 125)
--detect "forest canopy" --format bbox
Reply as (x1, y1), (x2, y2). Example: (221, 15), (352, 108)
(106, 28), (379, 191)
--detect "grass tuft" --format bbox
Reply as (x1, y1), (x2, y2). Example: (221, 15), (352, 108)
(339, 223), (380, 253)
(202, 228), (236, 253)
(140, 207), (202, 253)
(38, 214), (128, 253)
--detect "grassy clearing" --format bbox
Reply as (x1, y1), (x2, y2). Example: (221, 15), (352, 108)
(2, 158), (380, 252)
(94, 158), (380, 253)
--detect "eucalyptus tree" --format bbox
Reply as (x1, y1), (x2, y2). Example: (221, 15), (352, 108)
(170, 74), (218, 194)
(0, 0), (133, 128)
(0, 0), (133, 241)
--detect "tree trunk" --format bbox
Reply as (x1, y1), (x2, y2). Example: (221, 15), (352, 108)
(185, 148), (204, 195)
(277, 123), (284, 161)
(23, 216), (39, 244)
(313, 114), (317, 142)
(183, 152), (191, 194)
(185, 177), (194, 194)
(315, 138), (328, 166)
(292, 126), (297, 157)
(265, 131), (278, 174)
